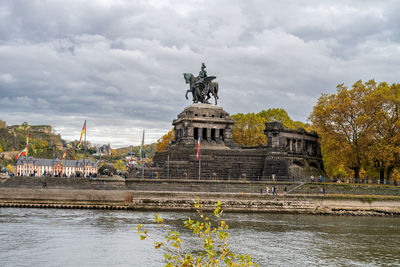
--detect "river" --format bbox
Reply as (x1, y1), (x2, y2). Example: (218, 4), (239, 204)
(1, 208), (399, 266)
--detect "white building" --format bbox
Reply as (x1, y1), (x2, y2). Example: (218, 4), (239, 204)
(15, 157), (97, 177)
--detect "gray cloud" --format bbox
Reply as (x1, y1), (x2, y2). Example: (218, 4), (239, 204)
(1, 0), (400, 147)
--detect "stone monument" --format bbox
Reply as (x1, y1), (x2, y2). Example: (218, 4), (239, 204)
(151, 64), (325, 180)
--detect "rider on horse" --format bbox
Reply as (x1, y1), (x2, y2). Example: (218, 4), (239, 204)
(194, 63), (207, 95)
(183, 63), (219, 105)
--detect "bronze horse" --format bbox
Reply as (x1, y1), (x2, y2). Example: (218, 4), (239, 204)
(183, 73), (219, 105)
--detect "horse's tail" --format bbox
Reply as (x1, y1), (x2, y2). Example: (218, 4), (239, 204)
(214, 82), (219, 99)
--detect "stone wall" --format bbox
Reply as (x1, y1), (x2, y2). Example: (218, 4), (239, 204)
(0, 188), (399, 216)
(0, 176), (290, 193)
(1, 176), (399, 196)
(292, 183), (400, 196)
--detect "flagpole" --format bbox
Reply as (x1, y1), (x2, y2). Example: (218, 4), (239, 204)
(26, 130), (29, 177)
(198, 139), (201, 180)
(167, 155), (170, 179)
(141, 130), (145, 179)
(84, 120), (86, 178)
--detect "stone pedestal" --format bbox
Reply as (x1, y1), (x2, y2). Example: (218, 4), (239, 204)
(171, 104), (235, 148)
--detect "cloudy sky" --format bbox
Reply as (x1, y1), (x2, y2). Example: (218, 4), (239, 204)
(1, 0), (400, 147)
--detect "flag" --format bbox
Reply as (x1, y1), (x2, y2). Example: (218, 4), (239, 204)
(129, 153), (133, 167)
(196, 136), (200, 160)
(77, 121), (86, 148)
(15, 147), (27, 160)
(26, 131), (29, 149)
(62, 150), (66, 165)
(16, 131), (29, 160)
(140, 130), (145, 160)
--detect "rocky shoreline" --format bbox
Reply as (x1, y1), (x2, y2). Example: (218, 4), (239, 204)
(0, 188), (399, 216)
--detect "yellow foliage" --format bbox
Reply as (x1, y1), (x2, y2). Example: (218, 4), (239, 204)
(311, 80), (400, 181)
(310, 80), (379, 179)
(6, 164), (14, 174)
(114, 160), (126, 171)
(231, 113), (267, 146)
(231, 109), (309, 146)
(392, 169), (400, 182)
(156, 129), (174, 152)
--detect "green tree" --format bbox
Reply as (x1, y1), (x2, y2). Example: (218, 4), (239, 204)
(136, 200), (257, 266)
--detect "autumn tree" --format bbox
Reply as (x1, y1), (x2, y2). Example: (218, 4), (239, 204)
(156, 129), (175, 152)
(115, 159), (126, 171)
(258, 108), (309, 130)
(231, 108), (308, 146)
(310, 80), (380, 181)
(366, 82), (400, 182)
(231, 113), (267, 146)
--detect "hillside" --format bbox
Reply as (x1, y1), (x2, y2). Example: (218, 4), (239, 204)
(112, 143), (157, 159)
(0, 121), (66, 163)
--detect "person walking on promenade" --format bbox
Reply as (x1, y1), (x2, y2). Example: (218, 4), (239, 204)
(266, 186), (270, 195)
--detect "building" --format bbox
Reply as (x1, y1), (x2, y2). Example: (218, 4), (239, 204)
(15, 156), (97, 177)
(0, 151), (19, 160)
(98, 143), (112, 156)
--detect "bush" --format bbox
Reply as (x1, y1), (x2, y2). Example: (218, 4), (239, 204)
(98, 163), (117, 175)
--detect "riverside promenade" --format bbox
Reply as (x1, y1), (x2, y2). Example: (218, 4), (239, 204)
(0, 176), (399, 216)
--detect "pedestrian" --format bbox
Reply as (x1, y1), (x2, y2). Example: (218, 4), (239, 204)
(266, 186), (270, 195)
(284, 186), (287, 194)
(319, 175), (322, 182)
(311, 175), (314, 182)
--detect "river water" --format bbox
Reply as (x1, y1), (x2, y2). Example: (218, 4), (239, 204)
(1, 208), (399, 266)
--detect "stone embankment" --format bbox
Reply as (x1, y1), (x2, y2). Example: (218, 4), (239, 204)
(0, 176), (399, 215)
(0, 187), (399, 216)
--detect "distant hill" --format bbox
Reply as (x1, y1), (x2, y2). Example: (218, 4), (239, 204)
(112, 143), (157, 159)
(0, 121), (64, 157)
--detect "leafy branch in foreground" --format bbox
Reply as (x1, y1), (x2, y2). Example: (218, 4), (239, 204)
(135, 199), (258, 266)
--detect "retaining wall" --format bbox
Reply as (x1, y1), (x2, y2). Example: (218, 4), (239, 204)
(1, 177), (399, 196)
(0, 188), (399, 216)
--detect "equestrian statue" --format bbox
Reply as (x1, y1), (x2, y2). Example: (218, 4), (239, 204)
(183, 63), (219, 105)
